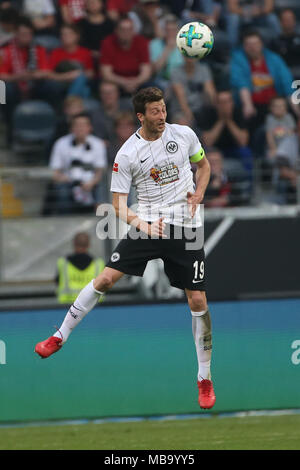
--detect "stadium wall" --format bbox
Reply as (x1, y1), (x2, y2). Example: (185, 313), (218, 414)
(1, 299), (300, 423)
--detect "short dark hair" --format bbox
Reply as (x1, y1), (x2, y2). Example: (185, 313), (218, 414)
(73, 232), (90, 248)
(132, 87), (164, 114)
(242, 29), (264, 43)
(279, 8), (295, 18)
(71, 112), (92, 125)
(17, 15), (34, 31)
(61, 23), (81, 36)
(0, 7), (19, 26)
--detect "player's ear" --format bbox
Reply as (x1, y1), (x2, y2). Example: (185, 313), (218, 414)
(136, 112), (144, 125)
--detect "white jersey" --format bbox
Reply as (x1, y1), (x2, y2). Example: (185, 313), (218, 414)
(110, 123), (204, 228)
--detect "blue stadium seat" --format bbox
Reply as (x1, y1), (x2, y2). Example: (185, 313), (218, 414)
(34, 35), (61, 51)
(12, 101), (57, 156)
(83, 97), (101, 114)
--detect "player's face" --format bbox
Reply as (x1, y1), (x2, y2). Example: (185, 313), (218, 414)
(141, 100), (167, 135)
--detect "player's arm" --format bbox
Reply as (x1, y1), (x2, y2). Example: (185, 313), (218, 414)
(193, 156), (211, 202)
(188, 149), (211, 217)
(112, 192), (166, 238)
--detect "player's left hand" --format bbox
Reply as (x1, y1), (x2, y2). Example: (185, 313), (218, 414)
(187, 191), (203, 218)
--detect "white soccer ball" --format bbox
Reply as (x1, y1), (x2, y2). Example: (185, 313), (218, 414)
(176, 22), (214, 60)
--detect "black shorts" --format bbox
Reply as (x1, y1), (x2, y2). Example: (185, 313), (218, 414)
(106, 224), (205, 291)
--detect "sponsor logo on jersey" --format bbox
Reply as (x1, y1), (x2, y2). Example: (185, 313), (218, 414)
(113, 162), (119, 173)
(150, 163), (179, 186)
(166, 141), (178, 153)
(111, 252), (120, 262)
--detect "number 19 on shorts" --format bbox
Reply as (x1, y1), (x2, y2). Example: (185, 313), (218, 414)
(193, 260), (204, 284)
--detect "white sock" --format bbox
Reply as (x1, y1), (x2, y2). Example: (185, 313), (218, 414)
(191, 309), (212, 381)
(54, 280), (104, 343)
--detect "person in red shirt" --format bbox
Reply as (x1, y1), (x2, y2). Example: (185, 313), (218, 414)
(106, 0), (138, 22)
(48, 24), (94, 102)
(0, 16), (51, 143)
(59, 0), (86, 24)
(100, 15), (152, 95)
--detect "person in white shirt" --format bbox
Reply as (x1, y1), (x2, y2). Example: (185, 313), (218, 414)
(49, 112), (107, 214)
(36, 87), (216, 410)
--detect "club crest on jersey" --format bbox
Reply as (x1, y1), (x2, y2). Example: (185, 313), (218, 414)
(113, 162), (119, 173)
(111, 252), (120, 262)
(150, 163), (179, 186)
(166, 141), (178, 153)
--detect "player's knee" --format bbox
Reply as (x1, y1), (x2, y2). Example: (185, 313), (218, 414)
(94, 272), (115, 292)
(188, 291), (207, 312)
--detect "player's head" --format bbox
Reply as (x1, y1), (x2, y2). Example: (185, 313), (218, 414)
(133, 87), (166, 135)
(73, 232), (90, 253)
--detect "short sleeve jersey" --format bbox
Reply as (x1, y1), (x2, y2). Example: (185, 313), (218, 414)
(110, 123), (204, 228)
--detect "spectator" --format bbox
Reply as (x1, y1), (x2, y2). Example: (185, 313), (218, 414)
(170, 56), (216, 127)
(106, 0), (138, 22)
(150, 13), (184, 91)
(49, 112), (107, 214)
(22, 0), (56, 35)
(53, 95), (85, 140)
(90, 81), (132, 142)
(204, 148), (232, 208)
(78, 0), (114, 59)
(0, 16), (50, 142)
(56, 232), (105, 304)
(271, 9), (300, 79)
(230, 30), (299, 130)
(48, 24), (94, 102)
(201, 90), (252, 172)
(100, 15), (152, 96)
(0, 6), (18, 47)
(130, 0), (164, 40)
(107, 110), (138, 205)
(266, 96), (298, 161)
(272, 117), (300, 204)
(226, 0), (281, 47)
(59, 0), (86, 24)
(107, 110), (137, 163)
(184, 0), (221, 28)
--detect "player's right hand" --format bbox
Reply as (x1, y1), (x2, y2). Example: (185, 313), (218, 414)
(149, 217), (167, 238)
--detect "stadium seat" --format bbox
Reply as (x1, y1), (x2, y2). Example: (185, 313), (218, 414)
(12, 101), (57, 158)
(34, 35), (61, 51)
(83, 97), (101, 114)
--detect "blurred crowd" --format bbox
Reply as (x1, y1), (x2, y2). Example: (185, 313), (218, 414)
(1, 0), (300, 214)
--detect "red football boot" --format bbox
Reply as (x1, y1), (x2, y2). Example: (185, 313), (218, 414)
(35, 336), (63, 359)
(197, 379), (216, 409)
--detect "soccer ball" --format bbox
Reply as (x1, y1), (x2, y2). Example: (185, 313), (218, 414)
(176, 22), (214, 60)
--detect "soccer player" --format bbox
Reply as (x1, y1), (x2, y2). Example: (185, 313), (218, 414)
(35, 87), (216, 409)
